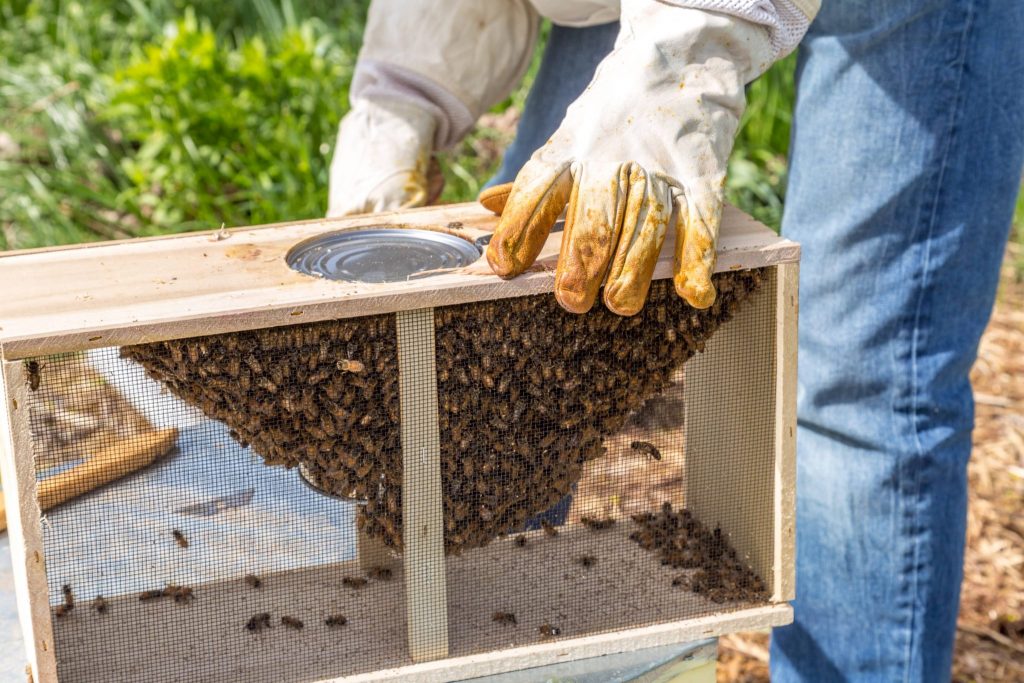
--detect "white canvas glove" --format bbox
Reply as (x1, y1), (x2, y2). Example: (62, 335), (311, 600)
(326, 0), (538, 217)
(485, 2), (775, 315)
(327, 98), (437, 217)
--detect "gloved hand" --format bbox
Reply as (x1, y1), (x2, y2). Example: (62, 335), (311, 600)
(484, 1), (775, 315)
(327, 98), (437, 217)
(326, 0), (538, 218)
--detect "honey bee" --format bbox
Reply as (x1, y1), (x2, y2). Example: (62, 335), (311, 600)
(54, 604), (73, 618)
(325, 615), (348, 628)
(574, 554), (597, 568)
(280, 616), (304, 630)
(514, 535), (527, 548)
(538, 623), (561, 639)
(244, 353), (263, 374)
(366, 566), (392, 581)
(246, 612), (272, 632)
(172, 529), (188, 548)
(169, 344), (184, 364)
(631, 441), (661, 460)
(61, 584), (74, 608)
(25, 360), (43, 392)
(342, 576), (368, 589)
(580, 516), (616, 531)
(91, 595), (108, 614)
(139, 590), (166, 602)
(245, 574), (262, 589)
(165, 585), (194, 604)
(671, 575), (691, 589)
(336, 359), (365, 373)
(540, 520), (558, 538)
(492, 611), (517, 626)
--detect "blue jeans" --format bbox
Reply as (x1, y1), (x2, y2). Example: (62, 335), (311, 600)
(495, 5), (1024, 681)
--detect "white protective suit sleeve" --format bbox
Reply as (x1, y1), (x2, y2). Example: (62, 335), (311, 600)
(655, 0), (820, 57)
(354, 0), (539, 150)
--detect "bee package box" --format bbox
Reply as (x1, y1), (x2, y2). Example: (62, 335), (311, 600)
(0, 202), (798, 683)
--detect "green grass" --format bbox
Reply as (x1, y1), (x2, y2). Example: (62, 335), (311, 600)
(1, 0), (368, 247)
(1011, 187), (1024, 282)
(6, 2), (1009, 252)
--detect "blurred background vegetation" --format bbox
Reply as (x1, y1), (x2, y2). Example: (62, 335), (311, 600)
(1, 0), (1020, 271)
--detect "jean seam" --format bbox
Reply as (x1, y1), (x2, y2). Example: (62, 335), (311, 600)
(903, 2), (977, 681)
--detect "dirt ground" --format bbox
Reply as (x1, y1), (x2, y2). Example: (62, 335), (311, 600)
(717, 246), (1024, 682)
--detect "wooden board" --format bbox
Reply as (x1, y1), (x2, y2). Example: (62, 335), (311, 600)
(0, 203), (799, 359)
(0, 360), (58, 682)
(45, 524), (788, 683)
(683, 272), (778, 590)
(772, 262), (798, 602)
(396, 309), (448, 661)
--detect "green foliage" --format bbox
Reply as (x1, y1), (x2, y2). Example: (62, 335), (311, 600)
(726, 54), (797, 231)
(0, 0), (366, 248)
(1012, 187), (1024, 282)
(105, 11), (352, 231)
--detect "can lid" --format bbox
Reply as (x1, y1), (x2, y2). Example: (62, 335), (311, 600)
(297, 463), (366, 503)
(286, 227), (481, 283)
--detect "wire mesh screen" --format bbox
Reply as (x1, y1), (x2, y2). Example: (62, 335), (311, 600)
(22, 266), (777, 682)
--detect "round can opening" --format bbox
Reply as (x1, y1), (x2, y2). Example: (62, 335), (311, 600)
(286, 227), (481, 283)
(297, 463), (365, 503)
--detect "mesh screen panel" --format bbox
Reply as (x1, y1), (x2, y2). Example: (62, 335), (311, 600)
(23, 268), (777, 682)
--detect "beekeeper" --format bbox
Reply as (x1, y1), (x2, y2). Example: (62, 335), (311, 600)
(327, 1), (1024, 681)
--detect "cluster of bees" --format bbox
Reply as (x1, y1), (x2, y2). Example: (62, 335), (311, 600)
(243, 566), (390, 634)
(244, 613), (344, 632)
(51, 585), (120, 618)
(124, 271), (762, 554)
(630, 502), (767, 604)
(491, 612), (561, 639)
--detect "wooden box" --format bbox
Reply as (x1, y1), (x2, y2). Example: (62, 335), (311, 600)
(0, 202), (798, 682)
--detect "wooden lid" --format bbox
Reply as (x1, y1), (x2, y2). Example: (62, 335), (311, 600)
(0, 203), (798, 359)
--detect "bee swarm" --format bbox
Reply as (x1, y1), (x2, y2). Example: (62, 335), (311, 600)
(123, 270), (763, 554)
(631, 502), (767, 604)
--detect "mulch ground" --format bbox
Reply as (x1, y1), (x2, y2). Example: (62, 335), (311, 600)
(718, 245), (1024, 682)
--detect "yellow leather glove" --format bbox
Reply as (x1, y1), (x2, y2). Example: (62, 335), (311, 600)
(484, 2), (775, 315)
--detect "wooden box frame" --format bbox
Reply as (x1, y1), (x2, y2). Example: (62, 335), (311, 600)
(0, 202), (798, 682)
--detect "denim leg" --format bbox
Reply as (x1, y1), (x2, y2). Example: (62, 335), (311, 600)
(771, 1), (1024, 681)
(487, 21), (620, 187)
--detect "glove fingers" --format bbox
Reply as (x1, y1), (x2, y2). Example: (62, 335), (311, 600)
(602, 167), (673, 317)
(478, 183), (513, 215)
(486, 161), (572, 278)
(673, 188), (722, 309)
(553, 162), (631, 314)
